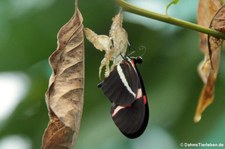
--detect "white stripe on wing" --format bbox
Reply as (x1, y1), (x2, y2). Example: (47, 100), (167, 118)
(117, 64), (136, 97)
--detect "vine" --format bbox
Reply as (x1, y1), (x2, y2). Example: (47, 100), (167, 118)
(117, 0), (225, 39)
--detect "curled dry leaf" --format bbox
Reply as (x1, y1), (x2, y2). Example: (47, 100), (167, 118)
(195, 0), (224, 123)
(85, 11), (129, 79)
(197, 0), (222, 53)
(197, 0), (222, 83)
(42, 1), (84, 149)
(194, 72), (216, 122)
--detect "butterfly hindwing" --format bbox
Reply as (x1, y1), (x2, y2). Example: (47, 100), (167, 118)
(111, 96), (149, 138)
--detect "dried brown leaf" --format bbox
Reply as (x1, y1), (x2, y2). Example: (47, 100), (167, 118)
(208, 4), (225, 62)
(42, 1), (84, 148)
(195, 2), (225, 123)
(198, 0), (222, 53)
(197, 0), (222, 82)
(84, 11), (129, 78)
(194, 72), (215, 122)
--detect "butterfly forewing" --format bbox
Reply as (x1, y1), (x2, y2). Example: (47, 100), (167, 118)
(100, 60), (138, 105)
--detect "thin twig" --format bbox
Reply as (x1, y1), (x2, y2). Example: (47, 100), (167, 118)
(117, 0), (225, 40)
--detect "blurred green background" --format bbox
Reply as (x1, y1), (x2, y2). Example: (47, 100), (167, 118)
(0, 0), (225, 149)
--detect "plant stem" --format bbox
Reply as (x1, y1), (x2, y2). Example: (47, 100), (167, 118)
(117, 0), (225, 40)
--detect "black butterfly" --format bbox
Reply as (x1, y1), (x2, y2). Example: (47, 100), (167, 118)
(98, 56), (149, 138)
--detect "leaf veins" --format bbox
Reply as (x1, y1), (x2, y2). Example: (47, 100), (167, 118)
(42, 1), (84, 148)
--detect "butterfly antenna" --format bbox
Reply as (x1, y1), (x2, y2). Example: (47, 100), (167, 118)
(139, 45), (147, 57)
(127, 44), (136, 57)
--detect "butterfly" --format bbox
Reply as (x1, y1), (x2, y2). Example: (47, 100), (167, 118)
(98, 56), (149, 138)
